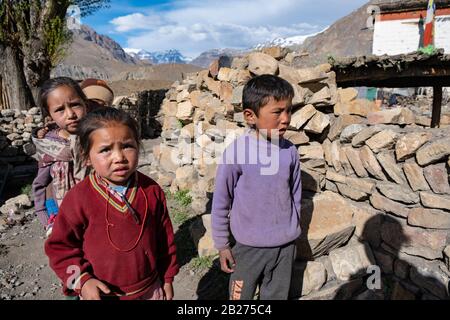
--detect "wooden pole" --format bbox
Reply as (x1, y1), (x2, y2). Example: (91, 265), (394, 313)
(431, 85), (442, 128)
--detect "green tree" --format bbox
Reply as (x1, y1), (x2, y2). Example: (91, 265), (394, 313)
(0, 0), (109, 110)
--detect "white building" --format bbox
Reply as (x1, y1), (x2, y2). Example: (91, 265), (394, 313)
(373, 0), (450, 55)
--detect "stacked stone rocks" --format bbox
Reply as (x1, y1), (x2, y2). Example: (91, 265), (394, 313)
(0, 108), (42, 163)
(113, 90), (167, 138)
(142, 48), (450, 299)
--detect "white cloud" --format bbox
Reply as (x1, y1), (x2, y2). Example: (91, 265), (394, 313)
(110, 13), (164, 32)
(109, 0), (367, 57)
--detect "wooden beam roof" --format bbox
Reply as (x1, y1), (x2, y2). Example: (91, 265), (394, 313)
(331, 50), (450, 88)
(376, 0), (450, 13)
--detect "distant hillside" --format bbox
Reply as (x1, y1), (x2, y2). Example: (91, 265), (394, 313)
(190, 48), (246, 68)
(292, 1), (375, 67)
(50, 24), (200, 88)
(51, 24), (144, 80)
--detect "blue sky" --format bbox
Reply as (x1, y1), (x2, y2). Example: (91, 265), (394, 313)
(82, 0), (368, 58)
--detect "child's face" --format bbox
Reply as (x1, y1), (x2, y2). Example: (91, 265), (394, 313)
(46, 85), (87, 134)
(87, 123), (139, 186)
(244, 98), (292, 139)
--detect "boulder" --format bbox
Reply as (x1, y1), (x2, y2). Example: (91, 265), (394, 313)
(336, 183), (368, 201)
(351, 202), (382, 248)
(376, 151), (407, 184)
(304, 111), (330, 134)
(376, 182), (419, 204)
(423, 163), (450, 194)
(408, 207), (450, 229)
(290, 261), (327, 297)
(329, 243), (375, 281)
(366, 129), (398, 153)
(247, 52), (279, 76)
(278, 64), (302, 84)
(175, 166), (197, 190)
(344, 147), (369, 178)
(367, 108), (414, 125)
(261, 46), (288, 60)
(337, 88), (358, 103)
(360, 146), (387, 180)
(176, 101), (195, 121)
(420, 192), (450, 211)
(395, 132), (432, 161)
(284, 130), (309, 145)
(416, 138), (450, 166)
(296, 192), (355, 260)
(217, 67), (233, 82)
(330, 140), (343, 172)
(334, 99), (379, 117)
(381, 218), (448, 260)
(290, 105), (316, 129)
(328, 115), (364, 141)
(403, 161), (430, 191)
(308, 86), (332, 107)
(5, 194), (31, 208)
(231, 86), (244, 106)
(219, 81), (233, 103)
(340, 124), (366, 143)
(370, 193), (410, 218)
(352, 126), (383, 147)
(339, 148), (354, 176)
(297, 66), (329, 84)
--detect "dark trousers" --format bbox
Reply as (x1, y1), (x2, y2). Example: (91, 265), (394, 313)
(229, 241), (296, 300)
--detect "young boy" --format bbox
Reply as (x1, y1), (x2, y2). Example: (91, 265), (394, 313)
(80, 78), (114, 109)
(211, 74), (302, 300)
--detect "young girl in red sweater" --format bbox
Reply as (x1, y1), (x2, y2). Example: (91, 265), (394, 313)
(45, 107), (179, 300)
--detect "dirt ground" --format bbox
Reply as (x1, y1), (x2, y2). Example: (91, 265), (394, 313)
(0, 138), (228, 300)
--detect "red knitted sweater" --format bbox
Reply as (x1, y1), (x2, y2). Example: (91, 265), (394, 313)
(45, 172), (179, 298)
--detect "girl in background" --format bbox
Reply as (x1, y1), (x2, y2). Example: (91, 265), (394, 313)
(32, 77), (88, 236)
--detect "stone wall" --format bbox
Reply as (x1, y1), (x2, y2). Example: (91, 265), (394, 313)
(150, 48), (450, 300)
(0, 89), (166, 164)
(114, 89), (167, 139)
(0, 108), (41, 164)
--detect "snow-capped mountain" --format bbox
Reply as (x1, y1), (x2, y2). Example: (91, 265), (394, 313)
(124, 48), (190, 64)
(253, 29), (328, 50)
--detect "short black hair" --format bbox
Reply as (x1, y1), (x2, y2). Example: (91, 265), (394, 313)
(243, 74), (294, 116)
(77, 107), (140, 162)
(39, 77), (87, 118)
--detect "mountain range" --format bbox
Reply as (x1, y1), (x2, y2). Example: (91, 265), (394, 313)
(51, 24), (201, 94)
(124, 48), (191, 65)
(52, 1), (378, 88)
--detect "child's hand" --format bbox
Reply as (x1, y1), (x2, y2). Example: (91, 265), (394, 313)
(36, 128), (48, 139)
(36, 121), (55, 139)
(163, 282), (174, 300)
(219, 248), (235, 273)
(80, 278), (111, 300)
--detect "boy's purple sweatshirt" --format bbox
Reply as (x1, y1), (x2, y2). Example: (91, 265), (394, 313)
(211, 131), (302, 250)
